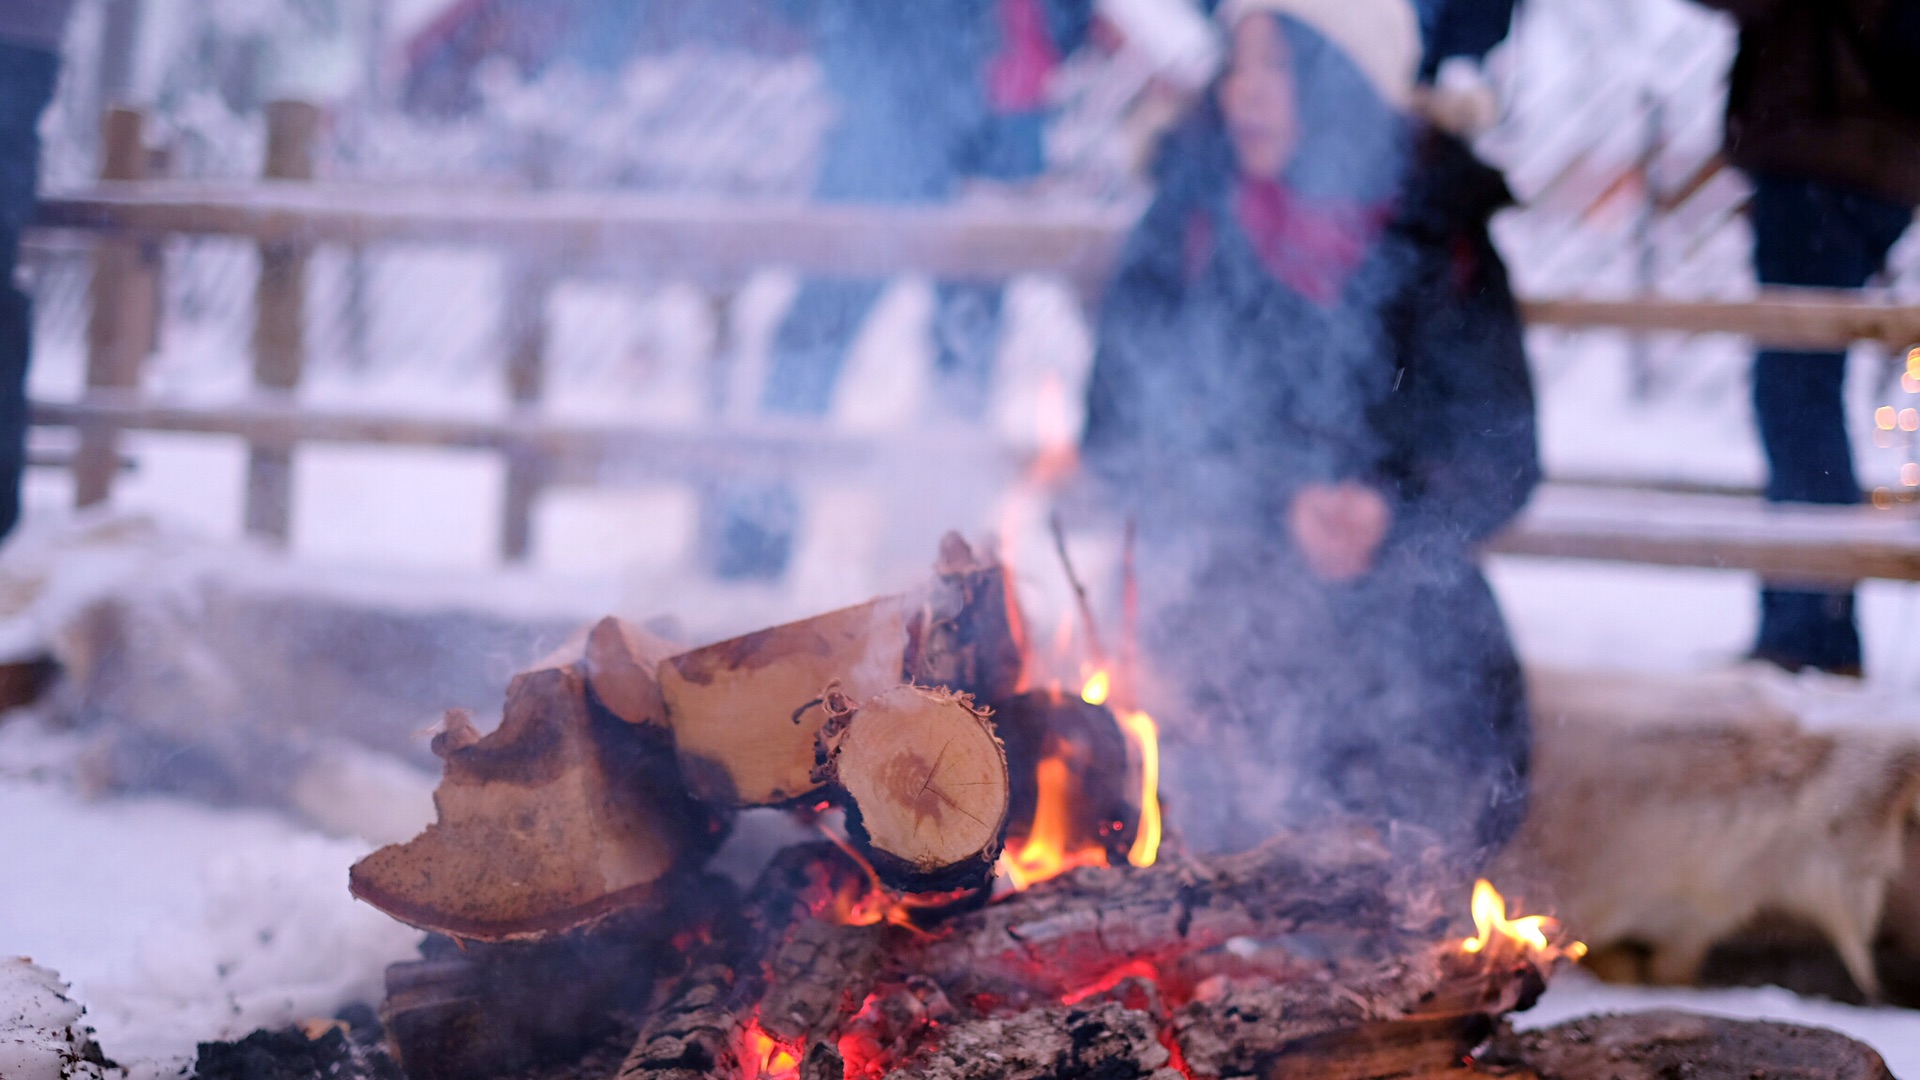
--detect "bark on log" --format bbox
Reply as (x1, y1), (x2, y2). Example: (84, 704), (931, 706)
(1477, 1010), (1896, 1080)
(614, 957), (740, 1080)
(903, 533), (1024, 704)
(654, 539), (1021, 814)
(615, 845), (891, 1080)
(659, 596), (913, 807)
(585, 616), (678, 728)
(912, 826), (1450, 1007)
(597, 832), (1549, 1080)
(821, 685), (1011, 893)
(348, 660), (703, 940)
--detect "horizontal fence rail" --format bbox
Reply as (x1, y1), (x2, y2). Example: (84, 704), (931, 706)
(25, 111), (1920, 578)
(36, 184), (1920, 348)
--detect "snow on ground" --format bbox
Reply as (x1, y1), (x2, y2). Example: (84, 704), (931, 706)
(0, 719), (421, 1078)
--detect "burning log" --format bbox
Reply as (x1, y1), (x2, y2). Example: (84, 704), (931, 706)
(820, 684), (1011, 892)
(993, 689), (1137, 876)
(658, 596), (916, 808)
(348, 655), (714, 941)
(916, 826), (1442, 1006)
(595, 829), (1575, 1080)
(1477, 1009), (1896, 1079)
(657, 537), (1021, 814)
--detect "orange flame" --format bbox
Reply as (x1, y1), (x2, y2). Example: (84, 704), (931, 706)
(1460, 879), (1586, 962)
(1085, 671), (1161, 869)
(998, 755), (1112, 890)
(814, 823), (955, 934)
(1117, 708), (1162, 867)
(741, 1020), (801, 1080)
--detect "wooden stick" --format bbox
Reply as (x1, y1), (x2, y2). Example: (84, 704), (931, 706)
(1119, 516), (1139, 711)
(1048, 512), (1108, 669)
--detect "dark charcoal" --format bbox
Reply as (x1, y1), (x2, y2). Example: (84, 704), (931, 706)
(192, 1025), (402, 1080)
(1478, 1009), (1895, 1080)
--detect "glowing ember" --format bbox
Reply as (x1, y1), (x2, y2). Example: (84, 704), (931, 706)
(741, 1020), (801, 1080)
(1060, 958), (1162, 1005)
(998, 755), (1112, 890)
(814, 823), (957, 933)
(1460, 879), (1586, 962)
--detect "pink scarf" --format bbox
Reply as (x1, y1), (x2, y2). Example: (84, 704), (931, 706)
(986, 0), (1061, 113)
(1231, 176), (1390, 306)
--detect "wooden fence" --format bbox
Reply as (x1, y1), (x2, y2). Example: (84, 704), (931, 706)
(28, 106), (1920, 579)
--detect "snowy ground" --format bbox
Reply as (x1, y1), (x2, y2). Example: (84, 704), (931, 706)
(7, 318), (1920, 1076)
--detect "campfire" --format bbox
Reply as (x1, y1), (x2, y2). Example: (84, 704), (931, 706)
(344, 535), (1584, 1080)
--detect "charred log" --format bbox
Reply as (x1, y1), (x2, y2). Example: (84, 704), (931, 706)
(1477, 1009), (1896, 1080)
(993, 689), (1136, 866)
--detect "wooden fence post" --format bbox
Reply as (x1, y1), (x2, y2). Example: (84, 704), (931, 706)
(244, 99), (319, 543)
(499, 258), (551, 562)
(74, 106), (157, 507)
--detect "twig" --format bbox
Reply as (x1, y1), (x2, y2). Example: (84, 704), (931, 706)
(1048, 512), (1108, 669)
(1120, 516), (1139, 711)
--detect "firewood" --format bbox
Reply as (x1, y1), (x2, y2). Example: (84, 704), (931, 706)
(348, 660), (702, 940)
(1263, 1014), (1489, 1080)
(1477, 1009), (1896, 1080)
(820, 684), (1011, 892)
(657, 596), (914, 807)
(994, 689), (1137, 865)
(613, 958), (740, 1080)
(655, 540), (1021, 812)
(913, 826), (1441, 1005)
(615, 844), (889, 1080)
(584, 615), (678, 727)
(903, 532), (1025, 703)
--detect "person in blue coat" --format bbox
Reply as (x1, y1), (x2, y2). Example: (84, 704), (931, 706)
(710, 0), (1096, 580)
(1081, 0), (1539, 861)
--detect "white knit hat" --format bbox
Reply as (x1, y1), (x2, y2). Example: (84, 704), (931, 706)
(1214, 0), (1421, 111)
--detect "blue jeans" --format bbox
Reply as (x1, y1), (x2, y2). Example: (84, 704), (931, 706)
(1749, 174), (1914, 672)
(0, 43), (61, 542)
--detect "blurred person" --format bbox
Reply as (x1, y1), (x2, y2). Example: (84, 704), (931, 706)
(1079, 0), (1539, 860)
(0, 0), (73, 542)
(1691, 0), (1919, 678)
(707, 0), (1096, 580)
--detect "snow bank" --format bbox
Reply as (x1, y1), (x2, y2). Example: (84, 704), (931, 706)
(0, 959), (112, 1080)
(0, 744), (422, 1076)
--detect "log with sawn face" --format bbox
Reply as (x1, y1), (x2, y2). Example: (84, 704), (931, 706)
(645, 550), (1023, 810)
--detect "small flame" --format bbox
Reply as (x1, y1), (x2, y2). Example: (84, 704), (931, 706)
(742, 1020), (801, 1080)
(1460, 879), (1586, 962)
(1117, 709), (1162, 867)
(1083, 670), (1160, 869)
(814, 822), (953, 933)
(1080, 670), (1110, 706)
(998, 755), (1111, 890)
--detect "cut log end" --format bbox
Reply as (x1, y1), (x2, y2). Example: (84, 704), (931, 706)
(830, 684), (1010, 893)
